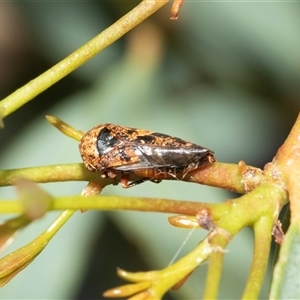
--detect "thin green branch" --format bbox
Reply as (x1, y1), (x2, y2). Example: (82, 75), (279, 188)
(203, 232), (229, 300)
(0, 209), (75, 284)
(0, 164), (95, 186)
(242, 216), (273, 299)
(0, 195), (229, 218)
(203, 183), (286, 299)
(186, 162), (251, 194)
(0, 0), (168, 118)
(46, 115), (83, 141)
(0, 202), (22, 214)
(106, 238), (212, 299)
(0, 162), (259, 195)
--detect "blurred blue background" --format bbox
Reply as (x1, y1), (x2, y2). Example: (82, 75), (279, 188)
(0, 1), (299, 299)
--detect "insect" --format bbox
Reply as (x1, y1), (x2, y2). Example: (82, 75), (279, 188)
(79, 124), (215, 188)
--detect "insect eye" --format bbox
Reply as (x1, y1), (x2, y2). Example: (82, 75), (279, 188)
(97, 127), (119, 155)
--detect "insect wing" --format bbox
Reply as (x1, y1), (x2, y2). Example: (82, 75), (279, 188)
(108, 144), (154, 172)
(113, 143), (211, 172)
(143, 145), (211, 167)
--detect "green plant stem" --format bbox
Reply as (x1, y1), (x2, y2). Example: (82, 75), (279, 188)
(0, 209), (75, 280)
(0, 195), (229, 218)
(203, 232), (228, 300)
(0, 164), (94, 186)
(0, 162), (257, 194)
(46, 115), (83, 141)
(242, 216), (273, 299)
(0, 202), (22, 214)
(203, 183), (286, 299)
(116, 238), (212, 299)
(0, 0), (168, 118)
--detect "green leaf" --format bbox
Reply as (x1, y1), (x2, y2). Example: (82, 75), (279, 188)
(270, 221), (300, 299)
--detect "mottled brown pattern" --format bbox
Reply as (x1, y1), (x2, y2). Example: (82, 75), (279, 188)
(79, 124), (216, 188)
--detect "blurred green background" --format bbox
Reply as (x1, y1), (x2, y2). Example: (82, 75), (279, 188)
(0, 1), (299, 299)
